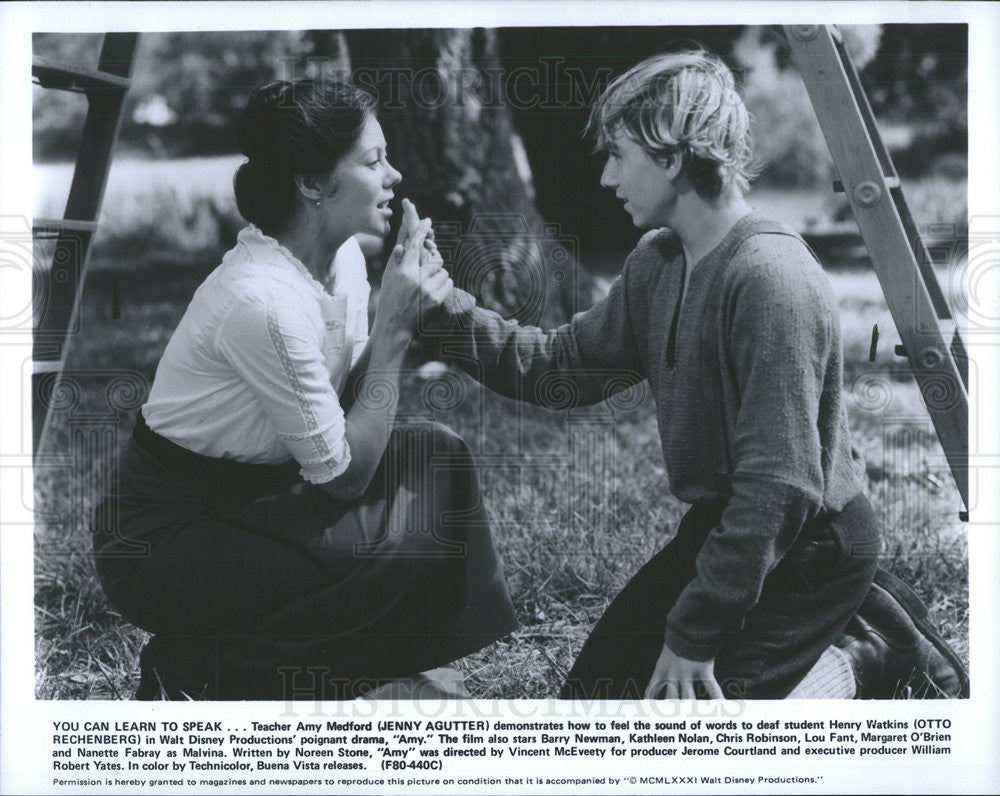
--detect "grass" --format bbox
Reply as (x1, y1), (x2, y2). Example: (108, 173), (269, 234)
(32, 160), (969, 700)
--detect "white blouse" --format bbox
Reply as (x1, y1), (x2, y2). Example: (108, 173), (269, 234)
(142, 225), (371, 484)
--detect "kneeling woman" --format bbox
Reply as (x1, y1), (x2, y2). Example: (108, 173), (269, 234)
(92, 80), (516, 700)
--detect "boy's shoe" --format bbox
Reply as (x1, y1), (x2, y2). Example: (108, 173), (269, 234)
(836, 569), (969, 699)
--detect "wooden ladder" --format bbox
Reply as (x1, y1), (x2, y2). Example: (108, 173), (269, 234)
(782, 24), (969, 514)
(32, 33), (140, 454)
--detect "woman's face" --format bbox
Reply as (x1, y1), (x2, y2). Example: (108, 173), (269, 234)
(600, 129), (677, 230)
(323, 115), (402, 240)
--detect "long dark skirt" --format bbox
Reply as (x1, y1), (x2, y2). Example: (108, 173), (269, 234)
(92, 414), (517, 700)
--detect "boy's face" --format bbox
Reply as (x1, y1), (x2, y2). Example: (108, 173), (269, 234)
(599, 129), (677, 230)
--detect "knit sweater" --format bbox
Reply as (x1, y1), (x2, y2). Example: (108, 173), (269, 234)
(428, 212), (866, 660)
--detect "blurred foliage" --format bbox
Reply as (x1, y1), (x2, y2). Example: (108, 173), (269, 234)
(34, 25), (966, 171)
(33, 31), (309, 159)
(861, 24), (967, 125)
(738, 24), (966, 187)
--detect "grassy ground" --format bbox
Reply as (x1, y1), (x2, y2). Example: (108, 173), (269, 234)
(32, 161), (969, 700)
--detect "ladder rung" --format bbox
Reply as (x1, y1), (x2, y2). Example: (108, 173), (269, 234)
(894, 316), (964, 362)
(33, 218), (99, 238)
(832, 176), (901, 194)
(32, 57), (131, 92)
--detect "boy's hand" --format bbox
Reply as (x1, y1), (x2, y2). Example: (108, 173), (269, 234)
(645, 643), (724, 699)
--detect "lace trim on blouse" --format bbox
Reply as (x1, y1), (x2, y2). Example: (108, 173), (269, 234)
(242, 224), (332, 297)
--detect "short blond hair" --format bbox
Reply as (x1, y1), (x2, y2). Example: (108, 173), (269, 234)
(588, 51), (756, 198)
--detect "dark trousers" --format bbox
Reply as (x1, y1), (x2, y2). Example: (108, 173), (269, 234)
(562, 495), (879, 699)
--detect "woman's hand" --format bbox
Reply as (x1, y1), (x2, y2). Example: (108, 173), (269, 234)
(325, 200), (451, 501)
(373, 199), (453, 338)
(645, 643), (724, 700)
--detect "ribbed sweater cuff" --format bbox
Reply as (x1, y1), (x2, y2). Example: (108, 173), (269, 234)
(663, 623), (723, 662)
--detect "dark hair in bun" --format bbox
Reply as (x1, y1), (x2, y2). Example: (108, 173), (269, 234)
(233, 79), (376, 234)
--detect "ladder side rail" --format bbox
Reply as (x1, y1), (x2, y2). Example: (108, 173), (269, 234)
(832, 32), (899, 183)
(35, 33), (138, 352)
(783, 25), (968, 510)
(63, 33), (139, 221)
(826, 29), (969, 391)
(95, 32), (141, 78)
(33, 33), (140, 453)
(830, 30), (956, 324)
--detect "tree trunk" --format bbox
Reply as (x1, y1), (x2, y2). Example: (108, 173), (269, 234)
(311, 28), (582, 326)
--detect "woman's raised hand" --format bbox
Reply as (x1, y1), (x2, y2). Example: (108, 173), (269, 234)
(374, 199), (453, 339)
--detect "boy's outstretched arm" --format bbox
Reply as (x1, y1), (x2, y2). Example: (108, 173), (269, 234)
(420, 265), (646, 408)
